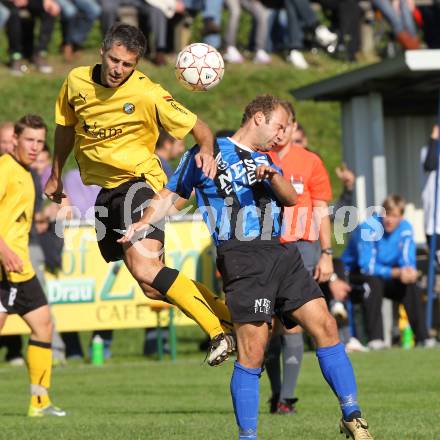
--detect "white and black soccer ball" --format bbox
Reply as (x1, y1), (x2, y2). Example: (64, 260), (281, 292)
(175, 43), (225, 92)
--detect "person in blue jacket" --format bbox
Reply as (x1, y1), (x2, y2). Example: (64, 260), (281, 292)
(342, 194), (431, 348)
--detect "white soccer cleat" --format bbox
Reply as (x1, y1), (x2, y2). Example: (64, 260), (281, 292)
(207, 333), (236, 366)
(28, 403), (67, 417)
(287, 50), (309, 69)
(330, 300), (348, 321)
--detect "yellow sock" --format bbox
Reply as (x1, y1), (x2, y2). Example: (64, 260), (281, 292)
(28, 340), (52, 408)
(193, 281), (233, 332)
(153, 268), (223, 339)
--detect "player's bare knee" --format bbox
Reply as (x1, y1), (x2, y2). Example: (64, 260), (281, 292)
(238, 341), (265, 368)
(33, 318), (53, 341)
(131, 267), (154, 286)
(131, 260), (163, 286)
(47, 319), (54, 338)
(321, 313), (338, 340)
(0, 313), (7, 331)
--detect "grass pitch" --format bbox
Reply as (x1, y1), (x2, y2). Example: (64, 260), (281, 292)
(0, 327), (439, 440)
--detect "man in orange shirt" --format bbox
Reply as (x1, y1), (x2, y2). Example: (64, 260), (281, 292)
(266, 104), (334, 415)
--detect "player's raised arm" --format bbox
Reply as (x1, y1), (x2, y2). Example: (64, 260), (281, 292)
(119, 147), (200, 244)
(117, 188), (181, 244)
(191, 117), (217, 179)
(44, 124), (75, 203)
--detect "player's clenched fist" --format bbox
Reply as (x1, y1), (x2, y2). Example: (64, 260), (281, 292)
(44, 175), (66, 204)
(0, 242), (24, 273)
(256, 165), (279, 182)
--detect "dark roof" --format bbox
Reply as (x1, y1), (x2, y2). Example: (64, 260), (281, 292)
(293, 50), (440, 116)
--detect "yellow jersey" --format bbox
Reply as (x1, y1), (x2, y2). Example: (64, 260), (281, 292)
(55, 65), (197, 190)
(0, 154), (35, 283)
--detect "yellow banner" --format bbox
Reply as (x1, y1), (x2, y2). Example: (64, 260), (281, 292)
(2, 218), (217, 334)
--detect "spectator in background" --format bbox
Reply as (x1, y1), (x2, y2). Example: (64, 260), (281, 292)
(284, 0), (337, 69)
(419, 1), (440, 49)
(371, 0), (420, 50)
(98, 0), (176, 65)
(99, 0), (143, 37)
(0, 2), (9, 28)
(421, 124), (440, 260)
(290, 121), (308, 146)
(316, 0), (362, 61)
(341, 194), (434, 349)
(224, 0), (271, 64)
(1, 0), (60, 75)
(145, 0), (185, 65)
(333, 162), (355, 216)
(325, 163), (369, 353)
(57, 0), (101, 61)
(0, 121), (15, 154)
(155, 130), (185, 178)
(184, 0), (223, 49)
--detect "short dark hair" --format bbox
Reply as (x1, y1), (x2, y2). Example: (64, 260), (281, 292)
(241, 94), (284, 126)
(281, 100), (296, 122)
(156, 130), (176, 150)
(383, 194), (406, 215)
(295, 122), (305, 134)
(14, 114), (47, 136)
(102, 24), (146, 59)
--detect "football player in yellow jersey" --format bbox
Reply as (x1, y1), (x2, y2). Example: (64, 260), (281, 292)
(0, 115), (66, 417)
(45, 24), (234, 365)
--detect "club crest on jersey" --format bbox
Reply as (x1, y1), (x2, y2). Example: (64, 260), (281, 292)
(123, 103), (135, 114)
(215, 152), (229, 171)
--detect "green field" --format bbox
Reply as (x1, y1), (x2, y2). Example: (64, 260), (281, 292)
(0, 326), (439, 440)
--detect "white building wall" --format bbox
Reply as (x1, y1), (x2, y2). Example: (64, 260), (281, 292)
(342, 93), (387, 222)
(384, 116), (436, 243)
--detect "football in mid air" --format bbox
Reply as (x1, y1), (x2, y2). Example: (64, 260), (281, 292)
(175, 43), (225, 92)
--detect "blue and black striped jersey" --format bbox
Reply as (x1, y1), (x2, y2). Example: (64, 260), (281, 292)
(166, 137), (284, 246)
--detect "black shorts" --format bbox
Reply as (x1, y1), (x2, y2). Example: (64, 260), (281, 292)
(0, 276), (48, 316)
(216, 240), (323, 328)
(95, 179), (165, 262)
